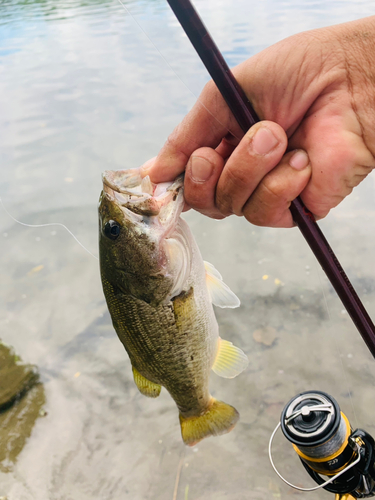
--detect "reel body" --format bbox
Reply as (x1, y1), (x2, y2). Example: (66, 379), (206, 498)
(300, 428), (375, 497)
(270, 391), (375, 498)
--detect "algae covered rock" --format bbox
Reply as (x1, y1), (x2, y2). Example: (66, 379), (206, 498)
(0, 341), (45, 472)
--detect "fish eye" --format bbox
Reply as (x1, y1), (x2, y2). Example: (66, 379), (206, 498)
(104, 220), (121, 240)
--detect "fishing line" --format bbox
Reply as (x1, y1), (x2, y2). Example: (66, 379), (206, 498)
(172, 447), (187, 500)
(118, 0), (361, 409)
(314, 258), (358, 429)
(115, 0), (242, 142)
(0, 196), (99, 261)
(1, 1), (240, 264)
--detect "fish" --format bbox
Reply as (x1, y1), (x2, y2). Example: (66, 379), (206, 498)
(98, 167), (248, 446)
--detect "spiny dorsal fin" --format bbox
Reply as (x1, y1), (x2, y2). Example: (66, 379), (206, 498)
(204, 261), (240, 308)
(132, 366), (161, 398)
(212, 338), (248, 378)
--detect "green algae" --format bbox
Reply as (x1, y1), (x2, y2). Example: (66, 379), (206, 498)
(0, 342), (45, 472)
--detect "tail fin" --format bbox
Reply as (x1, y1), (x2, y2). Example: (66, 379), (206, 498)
(179, 398), (239, 446)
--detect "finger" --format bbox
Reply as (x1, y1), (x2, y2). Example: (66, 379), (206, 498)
(183, 147), (226, 219)
(242, 149), (311, 227)
(139, 156), (190, 212)
(215, 121), (288, 216)
(215, 134), (239, 159)
(145, 80), (244, 183)
(140, 156), (157, 180)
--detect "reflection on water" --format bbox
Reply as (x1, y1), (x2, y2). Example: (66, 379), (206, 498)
(1, 0), (375, 498)
(1, 0), (124, 22)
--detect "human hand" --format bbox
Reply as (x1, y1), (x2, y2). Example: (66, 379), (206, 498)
(143, 16), (375, 228)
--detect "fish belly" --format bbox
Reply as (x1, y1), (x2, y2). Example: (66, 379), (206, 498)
(102, 276), (217, 417)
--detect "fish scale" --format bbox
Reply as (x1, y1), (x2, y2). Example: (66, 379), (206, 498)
(101, 277), (211, 416)
(99, 167), (248, 445)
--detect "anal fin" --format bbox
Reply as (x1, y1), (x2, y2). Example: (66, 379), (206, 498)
(132, 366), (161, 398)
(212, 338), (248, 378)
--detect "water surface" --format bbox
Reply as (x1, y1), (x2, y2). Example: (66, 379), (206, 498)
(1, 0), (375, 498)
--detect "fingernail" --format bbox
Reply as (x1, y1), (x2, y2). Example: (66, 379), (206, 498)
(252, 127), (279, 155)
(190, 156), (213, 182)
(289, 150), (309, 170)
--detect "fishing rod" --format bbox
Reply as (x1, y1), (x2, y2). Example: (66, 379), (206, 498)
(165, 1), (375, 498)
(165, 0), (375, 360)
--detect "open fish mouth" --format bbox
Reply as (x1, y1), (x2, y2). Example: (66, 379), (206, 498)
(102, 168), (184, 218)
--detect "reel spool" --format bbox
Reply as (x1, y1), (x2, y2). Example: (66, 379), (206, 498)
(269, 391), (375, 498)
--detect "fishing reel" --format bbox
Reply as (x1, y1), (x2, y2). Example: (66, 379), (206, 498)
(269, 391), (375, 499)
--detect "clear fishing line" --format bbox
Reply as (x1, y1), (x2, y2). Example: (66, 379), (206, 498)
(116, 0), (359, 415)
(115, 0), (242, 143)
(0, 0), (239, 263)
(314, 259), (358, 428)
(0, 0), (240, 263)
(0, 196), (99, 261)
(0, 1), (358, 417)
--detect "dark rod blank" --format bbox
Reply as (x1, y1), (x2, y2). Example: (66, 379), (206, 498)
(166, 0), (375, 358)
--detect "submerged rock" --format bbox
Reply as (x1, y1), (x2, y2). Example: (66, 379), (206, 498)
(0, 341), (45, 472)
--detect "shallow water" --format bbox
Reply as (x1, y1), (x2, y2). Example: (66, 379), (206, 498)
(1, 0), (375, 498)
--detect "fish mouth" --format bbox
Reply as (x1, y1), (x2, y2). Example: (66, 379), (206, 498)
(102, 168), (184, 220)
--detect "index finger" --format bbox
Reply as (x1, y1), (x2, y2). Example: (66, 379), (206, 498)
(145, 80), (244, 183)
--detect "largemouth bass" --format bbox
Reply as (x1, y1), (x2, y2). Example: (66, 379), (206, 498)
(99, 167), (248, 445)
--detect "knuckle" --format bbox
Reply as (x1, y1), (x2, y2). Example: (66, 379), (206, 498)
(163, 120), (195, 159)
(343, 168), (371, 189)
(185, 189), (208, 210)
(215, 185), (235, 215)
(216, 171), (244, 212)
(300, 193), (333, 219)
(164, 126), (183, 152)
(199, 208), (226, 220)
(215, 194), (234, 216)
(216, 166), (254, 215)
(201, 79), (217, 99)
(243, 201), (285, 227)
(243, 203), (271, 227)
(224, 164), (252, 190)
(261, 174), (285, 202)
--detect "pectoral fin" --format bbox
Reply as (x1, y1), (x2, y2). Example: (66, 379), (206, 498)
(164, 237), (190, 299)
(212, 338), (248, 378)
(204, 261), (240, 308)
(132, 366), (161, 398)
